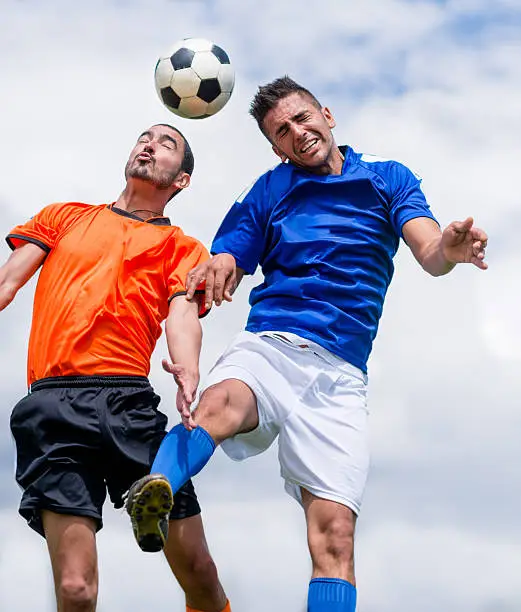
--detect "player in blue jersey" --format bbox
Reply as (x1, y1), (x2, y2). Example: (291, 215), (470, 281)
(126, 77), (488, 611)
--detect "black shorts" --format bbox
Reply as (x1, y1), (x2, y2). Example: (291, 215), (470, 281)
(10, 375), (200, 537)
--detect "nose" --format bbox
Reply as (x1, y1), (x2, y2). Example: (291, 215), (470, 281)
(291, 123), (307, 141)
(143, 141), (155, 153)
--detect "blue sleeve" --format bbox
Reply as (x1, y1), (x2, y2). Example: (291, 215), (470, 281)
(211, 175), (269, 275)
(387, 162), (438, 238)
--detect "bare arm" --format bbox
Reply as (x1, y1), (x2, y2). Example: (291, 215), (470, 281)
(0, 243), (46, 311)
(163, 294), (203, 430)
(186, 253), (246, 309)
(402, 216), (488, 277)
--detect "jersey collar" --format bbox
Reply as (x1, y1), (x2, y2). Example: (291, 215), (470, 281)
(108, 204), (172, 226)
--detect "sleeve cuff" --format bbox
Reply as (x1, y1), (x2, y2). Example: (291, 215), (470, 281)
(6, 234), (51, 253)
(168, 289), (211, 318)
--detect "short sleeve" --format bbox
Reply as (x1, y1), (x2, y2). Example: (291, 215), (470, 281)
(211, 175), (268, 275)
(6, 202), (78, 252)
(387, 163), (438, 238)
(166, 235), (211, 317)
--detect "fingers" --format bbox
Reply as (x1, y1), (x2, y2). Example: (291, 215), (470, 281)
(453, 217), (474, 233)
(213, 268), (228, 307)
(186, 266), (206, 300)
(471, 256), (488, 270)
(178, 389), (197, 431)
(162, 358), (183, 376)
(470, 227), (488, 244)
(223, 272), (237, 303)
(204, 269), (216, 311)
(181, 412), (198, 431)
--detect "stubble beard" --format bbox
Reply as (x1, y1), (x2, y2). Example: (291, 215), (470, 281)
(126, 159), (178, 191)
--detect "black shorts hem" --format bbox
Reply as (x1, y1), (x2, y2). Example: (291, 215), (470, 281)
(20, 503), (103, 538)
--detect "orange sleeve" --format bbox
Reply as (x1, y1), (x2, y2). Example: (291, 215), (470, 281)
(166, 234), (211, 318)
(6, 202), (80, 252)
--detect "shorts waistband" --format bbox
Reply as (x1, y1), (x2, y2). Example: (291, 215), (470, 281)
(30, 375), (150, 392)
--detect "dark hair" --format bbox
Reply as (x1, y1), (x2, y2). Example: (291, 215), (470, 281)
(249, 76), (322, 133)
(155, 123), (194, 176)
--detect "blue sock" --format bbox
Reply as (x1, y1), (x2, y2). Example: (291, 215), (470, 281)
(308, 578), (357, 611)
(151, 424), (215, 493)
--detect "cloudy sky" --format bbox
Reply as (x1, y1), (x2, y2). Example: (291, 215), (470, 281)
(0, 0), (520, 610)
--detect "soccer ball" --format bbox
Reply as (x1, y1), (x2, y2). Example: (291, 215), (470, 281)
(154, 38), (235, 119)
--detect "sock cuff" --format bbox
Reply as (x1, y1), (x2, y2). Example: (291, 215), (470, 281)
(309, 577), (356, 604)
(310, 578), (354, 587)
(192, 424), (216, 451)
(186, 600), (230, 612)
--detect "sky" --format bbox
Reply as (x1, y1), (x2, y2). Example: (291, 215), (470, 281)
(0, 0), (520, 610)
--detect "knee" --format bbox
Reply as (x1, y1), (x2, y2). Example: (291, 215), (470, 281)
(196, 385), (243, 441)
(197, 385), (231, 422)
(58, 575), (97, 609)
(190, 552), (219, 586)
(179, 549), (220, 592)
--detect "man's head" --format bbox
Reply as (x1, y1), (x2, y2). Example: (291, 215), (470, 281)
(125, 124), (194, 201)
(250, 76), (339, 174)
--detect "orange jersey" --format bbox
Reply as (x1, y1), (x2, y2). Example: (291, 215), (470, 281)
(7, 202), (209, 385)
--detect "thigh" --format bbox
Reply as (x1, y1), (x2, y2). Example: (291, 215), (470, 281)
(42, 510), (98, 588)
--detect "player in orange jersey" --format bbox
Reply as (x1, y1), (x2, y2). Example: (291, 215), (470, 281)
(0, 124), (230, 612)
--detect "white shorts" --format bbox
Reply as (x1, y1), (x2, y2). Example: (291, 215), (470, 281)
(201, 330), (369, 514)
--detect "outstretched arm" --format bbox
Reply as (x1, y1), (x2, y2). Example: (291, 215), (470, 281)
(0, 243), (46, 311)
(186, 253), (245, 310)
(163, 295), (203, 431)
(402, 216), (488, 277)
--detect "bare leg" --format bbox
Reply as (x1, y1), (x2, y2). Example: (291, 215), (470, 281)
(163, 515), (227, 612)
(42, 511), (98, 612)
(301, 489), (357, 585)
(193, 379), (259, 443)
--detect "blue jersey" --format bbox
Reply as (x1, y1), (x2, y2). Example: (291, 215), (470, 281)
(211, 145), (437, 372)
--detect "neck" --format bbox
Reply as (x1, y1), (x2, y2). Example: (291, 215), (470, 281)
(115, 182), (168, 220)
(297, 145), (345, 176)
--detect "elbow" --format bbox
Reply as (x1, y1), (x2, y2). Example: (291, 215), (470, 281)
(0, 281), (18, 310)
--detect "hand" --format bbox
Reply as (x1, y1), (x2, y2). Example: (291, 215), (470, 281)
(186, 253), (238, 310)
(441, 217), (488, 270)
(162, 359), (199, 431)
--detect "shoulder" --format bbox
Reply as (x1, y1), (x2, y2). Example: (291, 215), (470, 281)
(168, 226), (209, 255)
(235, 162), (293, 206)
(34, 201), (100, 225)
(353, 150), (421, 182)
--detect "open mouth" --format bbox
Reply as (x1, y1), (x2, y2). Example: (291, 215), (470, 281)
(300, 138), (319, 154)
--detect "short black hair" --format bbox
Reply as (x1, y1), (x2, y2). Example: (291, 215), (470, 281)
(155, 123), (194, 176)
(249, 76), (322, 133)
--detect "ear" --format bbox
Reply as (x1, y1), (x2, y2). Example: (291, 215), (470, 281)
(322, 106), (336, 129)
(272, 144), (288, 163)
(174, 171), (191, 191)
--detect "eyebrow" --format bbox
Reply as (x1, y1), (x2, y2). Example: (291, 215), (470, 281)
(275, 111), (308, 137)
(158, 133), (178, 148)
(137, 130), (178, 148)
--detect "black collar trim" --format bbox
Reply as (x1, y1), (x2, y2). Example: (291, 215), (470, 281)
(108, 204), (171, 226)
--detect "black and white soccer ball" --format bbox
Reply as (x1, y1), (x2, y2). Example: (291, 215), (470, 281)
(154, 38), (235, 119)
